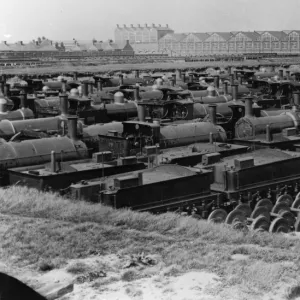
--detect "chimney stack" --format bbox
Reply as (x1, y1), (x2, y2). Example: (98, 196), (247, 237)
(214, 75), (220, 89)
(19, 90), (28, 108)
(244, 96), (254, 118)
(208, 104), (217, 125)
(67, 116), (78, 141)
(59, 93), (69, 116)
(231, 84), (238, 101)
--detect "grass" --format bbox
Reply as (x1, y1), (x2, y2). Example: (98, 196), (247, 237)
(1, 186), (300, 298)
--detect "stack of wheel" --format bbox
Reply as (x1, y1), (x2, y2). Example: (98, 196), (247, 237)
(207, 193), (300, 233)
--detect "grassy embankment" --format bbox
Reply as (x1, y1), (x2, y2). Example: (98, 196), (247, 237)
(1, 186), (300, 298)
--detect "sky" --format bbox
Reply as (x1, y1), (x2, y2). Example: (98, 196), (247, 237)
(1, 0), (300, 43)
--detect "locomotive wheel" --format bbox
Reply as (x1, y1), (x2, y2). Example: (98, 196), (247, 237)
(250, 216), (270, 232)
(276, 194), (293, 206)
(250, 206), (270, 222)
(235, 203), (252, 218)
(232, 221), (248, 231)
(278, 210), (295, 228)
(269, 217), (290, 233)
(207, 209), (227, 223)
(225, 209), (246, 225)
(271, 202), (290, 215)
(255, 198), (273, 211)
(291, 198), (300, 210)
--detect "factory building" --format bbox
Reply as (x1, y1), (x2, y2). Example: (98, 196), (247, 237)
(114, 26), (300, 55)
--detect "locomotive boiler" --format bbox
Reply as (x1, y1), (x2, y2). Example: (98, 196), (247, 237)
(234, 97), (300, 139)
(0, 116), (88, 184)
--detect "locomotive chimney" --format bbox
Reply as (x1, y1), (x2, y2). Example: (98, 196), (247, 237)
(50, 151), (57, 173)
(134, 84), (140, 100)
(208, 104), (217, 125)
(286, 70), (290, 79)
(266, 124), (272, 142)
(73, 72), (78, 81)
(223, 81), (228, 95)
(176, 69), (182, 80)
(1, 74), (7, 83)
(61, 79), (67, 93)
(119, 74), (124, 86)
(88, 81), (94, 94)
(97, 79), (103, 91)
(229, 74), (234, 85)
(293, 92), (300, 106)
(19, 90), (28, 108)
(227, 66), (232, 75)
(59, 93), (69, 116)
(214, 75), (219, 89)
(134, 70), (139, 78)
(279, 69), (284, 80)
(137, 102), (146, 122)
(0, 81), (4, 94)
(182, 73), (186, 83)
(238, 75), (243, 85)
(172, 74), (176, 85)
(4, 83), (10, 97)
(234, 70), (238, 81)
(81, 81), (89, 97)
(67, 116), (78, 140)
(244, 96), (254, 118)
(189, 73), (193, 83)
(231, 84), (238, 101)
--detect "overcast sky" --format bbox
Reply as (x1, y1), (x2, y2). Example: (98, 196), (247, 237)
(1, 0), (300, 42)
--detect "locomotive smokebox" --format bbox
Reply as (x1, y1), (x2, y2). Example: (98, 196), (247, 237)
(214, 75), (220, 89)
(279, 69), (284, 80)
(208, 104), (217, 125)
(244, 96), (254, 117)
(119, 74), (124, 86)
(59, 93), (69, 116)
(19, 90), (28, 108)
(67, 116), (78, 141)
(231, 84), (238, 101)
(293, 92), (300, 106)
